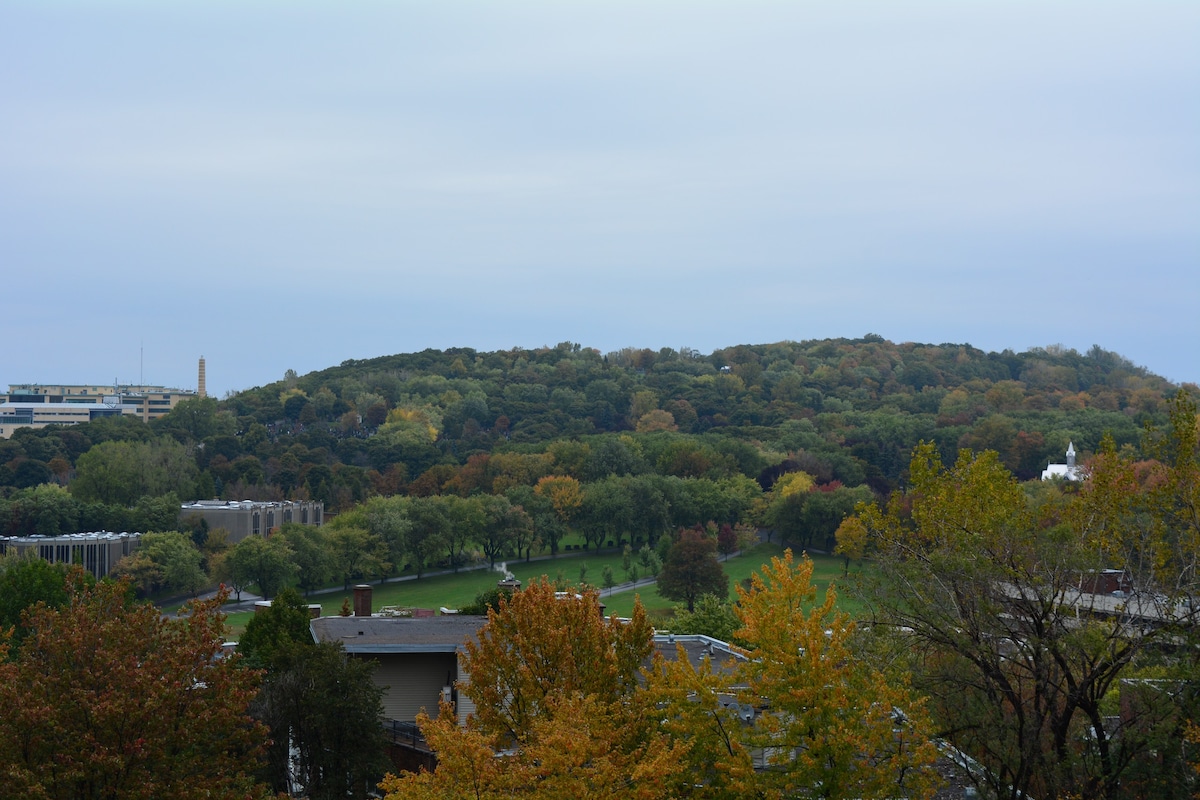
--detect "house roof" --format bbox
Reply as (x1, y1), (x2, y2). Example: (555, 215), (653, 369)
(310, 614), (487, 654)
(311, 614), (751, 671)
(651, 634), (748, 675)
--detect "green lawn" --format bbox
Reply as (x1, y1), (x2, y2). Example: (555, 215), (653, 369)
(218, 545), (871, 640)
(365, 551), (640, 608)
(220, 548), (643, 638)
(601, 545), (868, 619)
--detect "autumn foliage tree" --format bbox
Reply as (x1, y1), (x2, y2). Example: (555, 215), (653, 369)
(648, 549), (939, 799)
(533, 475), (583, 554)
(461, 579), (654, 741)
(380, 580), (685, 799)
(658, 525), (728, 612)
(856, 394), (1200, 800)
(0, 576), (274, 800)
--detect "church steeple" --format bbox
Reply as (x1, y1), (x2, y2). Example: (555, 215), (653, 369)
(1066, 442), (1076, 471)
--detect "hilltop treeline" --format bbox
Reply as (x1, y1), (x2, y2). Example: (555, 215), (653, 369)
(0, 337), (1186, 539)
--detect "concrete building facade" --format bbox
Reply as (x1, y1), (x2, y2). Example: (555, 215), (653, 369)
(0, 400), (135, 438)
(0, 383), (199, 438)
(179, 499), (324, 543)
(0, 531), (141, 579)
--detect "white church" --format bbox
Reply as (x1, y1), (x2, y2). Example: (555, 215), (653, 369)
(1042, 442), (1083, 481)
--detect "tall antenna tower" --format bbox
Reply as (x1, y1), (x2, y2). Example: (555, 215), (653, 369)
(198, 356), (207, 398)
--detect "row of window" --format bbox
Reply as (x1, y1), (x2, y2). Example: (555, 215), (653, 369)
(250, 507), (314, 534)
(37, 543), (113, 579)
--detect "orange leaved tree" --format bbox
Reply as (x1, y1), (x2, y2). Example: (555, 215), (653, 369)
(380, 580), (686, 799)
(0, 576), (274, 800)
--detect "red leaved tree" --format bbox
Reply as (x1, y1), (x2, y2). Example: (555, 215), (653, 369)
(0, 576), (275, 800)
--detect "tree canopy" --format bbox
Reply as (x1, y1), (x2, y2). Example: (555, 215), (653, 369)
(381, 581), (675, 799)
(0, 579), (273, 800)
(648, 550), (939, 799)
(657, 525), (729, 612)
(855, 392), (1200, 799)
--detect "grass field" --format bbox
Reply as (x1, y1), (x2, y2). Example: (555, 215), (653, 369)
(218, 544), (869, 639)
(600, 545), (868, 619)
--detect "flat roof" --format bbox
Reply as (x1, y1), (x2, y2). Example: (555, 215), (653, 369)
(1, 531), (141, 543)
(309, 616), (750, 671)
(311, 615), (488, 654)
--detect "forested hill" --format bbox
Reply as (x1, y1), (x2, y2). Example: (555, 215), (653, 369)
(0, 337), (1186, 534)
(204, 337), (1180, 501)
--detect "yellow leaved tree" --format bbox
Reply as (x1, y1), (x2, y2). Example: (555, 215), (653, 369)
(379, 580), (684, 800)
(647, 549), (939, 799)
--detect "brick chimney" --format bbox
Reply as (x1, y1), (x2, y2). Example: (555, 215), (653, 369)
(353, 584), (372, 617)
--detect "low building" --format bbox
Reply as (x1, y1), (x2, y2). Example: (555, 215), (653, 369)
(179, 499), (324, 543)
(0, 531), (141, 579)
(0, 398), (136, 438)
(312, 604), (485, 728)
(310, 584), (749, 731)
(0, 382), (199, 438)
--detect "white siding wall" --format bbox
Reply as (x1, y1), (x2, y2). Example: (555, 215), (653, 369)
(369, 652), (458, 722)
(456, 665), (477, 727)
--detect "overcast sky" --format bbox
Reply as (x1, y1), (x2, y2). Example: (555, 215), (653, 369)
(2, 2), (1197, 397)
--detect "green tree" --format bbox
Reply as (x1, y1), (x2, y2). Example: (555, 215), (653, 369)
(0, 580), (273, 800)
(637, 542), (662, 577)
(0, 554), (79, 644)
(238, 586), (315, 669)
(237, 590), (389, 799)
(405, 495), (450, 577)
(624, 473), (672, 549)
(328, 526), (388, 588)
(440, 494), (484, 571)
(125, 530), (207, 597)
(363, 495), (411, 578)
(505, 485), (554, 561)
(70, 438), (199, 506)
(131, 491), (185, 533)
(153, 396), (235, 442)
(227, 533), (297, 599)
(578, 476), (633, 550)
(20, 483), (80, 536)
(478, 494), (530, 568)
(278, 522), (334, 595)
(658, 526), (728, 612)
(669, 593), (740, 642)
(253, 642), (388, 800)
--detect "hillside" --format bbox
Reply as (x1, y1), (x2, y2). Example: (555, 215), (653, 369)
(0, 337), (1186, 542)
(210, 337), (1177, 497)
